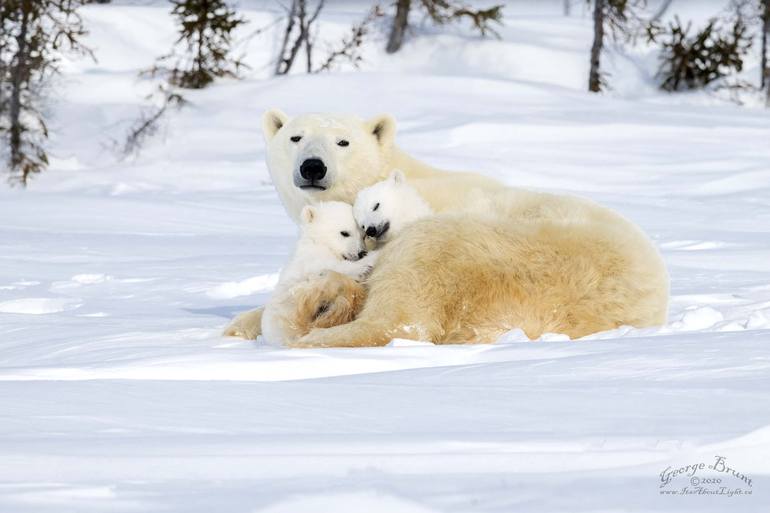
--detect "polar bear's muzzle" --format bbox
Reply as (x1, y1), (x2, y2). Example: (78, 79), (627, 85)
(365, 222), (390, 240)
(295, 158), (329, 190)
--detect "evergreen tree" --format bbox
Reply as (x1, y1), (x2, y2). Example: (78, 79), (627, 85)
(386, 1), (503, 54)
(155, 0), (246, 89)
(654, 16), (751, 92)
(0, 0), (90, 186)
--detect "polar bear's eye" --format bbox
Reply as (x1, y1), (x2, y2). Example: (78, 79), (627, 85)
(290, 135), (302, 143)
(373, 203), (380, 211)
(337, 139), (349, 147)
(340, 231), (350, 237)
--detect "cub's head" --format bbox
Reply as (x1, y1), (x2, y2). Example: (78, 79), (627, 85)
(353, 170), (433, 244)
(262, 109), (396, 221)
(299, 201), (367, 262)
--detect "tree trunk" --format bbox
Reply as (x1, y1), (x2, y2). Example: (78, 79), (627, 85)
(305, 0), (324, 72)
(275, 0), (298, 75)
(0, 14), (8, 113)
(9, 8), (30, 169)
(763, 24), (767, 89)
(0, 35), (6, 116)
(762, 1), (769, 90)
(305, 28), (313, 73)
(386, 0), (410, 54)
(588, 0), (604, 92)
(195, 1), (206, 85)
(765, 69), (770, 108)
(766, 70), (770, 107)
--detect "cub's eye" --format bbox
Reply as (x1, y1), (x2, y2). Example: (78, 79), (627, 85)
(340, 231), (350, 237)
(337, 139), (350, 147)
(373, 202), (380, 211)
(290, 135), (302, 143)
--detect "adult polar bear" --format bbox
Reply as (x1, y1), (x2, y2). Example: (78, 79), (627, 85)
(223, 110), (669, 346)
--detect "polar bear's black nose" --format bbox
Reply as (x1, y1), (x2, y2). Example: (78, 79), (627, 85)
(300, 158), (327, 181)
(358, 250), (367, 259)
(365, 226), (377, 237)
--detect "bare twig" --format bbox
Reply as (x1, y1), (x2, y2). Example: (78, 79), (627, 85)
(649, 0), (674, 23)
(315, 5), (383, 73)
(121, 86), (186, 158)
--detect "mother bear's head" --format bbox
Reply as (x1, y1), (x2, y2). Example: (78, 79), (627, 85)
(262, 109), (397, 223)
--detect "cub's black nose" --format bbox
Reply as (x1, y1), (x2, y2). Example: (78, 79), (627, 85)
(299, 158), (327, 181)
(358, 250), (367, 259)
(365, 226), (377, 237)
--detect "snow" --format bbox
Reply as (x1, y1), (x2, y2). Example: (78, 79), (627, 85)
(0, 297), (82, 315)
(207, 273), (281, 300)
(1, 1), (769, 511)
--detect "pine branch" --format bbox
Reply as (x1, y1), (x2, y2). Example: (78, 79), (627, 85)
(656, 15), (753, 92)
(152, 0), (247, 89)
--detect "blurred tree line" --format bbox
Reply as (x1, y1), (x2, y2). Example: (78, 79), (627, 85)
(586, 0), (770, 96)
(2, 0), (769, 185)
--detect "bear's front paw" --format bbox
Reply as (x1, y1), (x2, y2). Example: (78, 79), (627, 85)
(223, 321), (258, 339)
(286, 329), (339, 348)
(222, 323), (245, 338)
(222, 308), (264, 340)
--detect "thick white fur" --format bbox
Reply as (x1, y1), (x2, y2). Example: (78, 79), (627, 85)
(223, 110), (669, 344)
(292, 214), (669, 347)
(278, 201), (371, 284)
(354, 170), (433, 244)
(260, 201), (375, 345)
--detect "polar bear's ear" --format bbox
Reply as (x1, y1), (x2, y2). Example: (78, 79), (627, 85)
(389, 170), (405, 185)
(300, 205), (316, 224)
(366, 114), (396, 147)
(262, 109), (289, 141)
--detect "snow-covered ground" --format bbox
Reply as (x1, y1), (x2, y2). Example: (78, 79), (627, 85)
(1, 1), (770, 511)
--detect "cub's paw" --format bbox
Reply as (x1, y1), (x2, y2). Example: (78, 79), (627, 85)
(357, 265), (374, 281)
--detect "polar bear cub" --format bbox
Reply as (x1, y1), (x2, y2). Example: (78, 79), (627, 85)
(277, 201), (372, 284)
(353, 170), (433, 244)
(261, 201), (373, 345)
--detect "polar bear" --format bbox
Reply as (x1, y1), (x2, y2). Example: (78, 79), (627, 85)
(261, 201), (374, 345)
(274, 201), (373, 285)
(223, 110), (669, 344)
(354, 170), (433, 243)
(292, 214), (667, 347)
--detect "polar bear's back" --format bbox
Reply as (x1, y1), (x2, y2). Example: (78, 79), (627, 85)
(364, 212), (668, 341)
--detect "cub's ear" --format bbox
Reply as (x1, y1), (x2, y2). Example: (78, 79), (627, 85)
(389, 169), (405, 185)
(300, 205), (316, 224)
(262, 109), (289, 141)
(366, 114), (396, 146)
